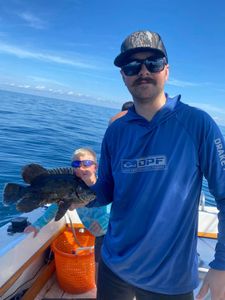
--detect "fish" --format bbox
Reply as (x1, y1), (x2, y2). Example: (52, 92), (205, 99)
(3, 163), (96, 221)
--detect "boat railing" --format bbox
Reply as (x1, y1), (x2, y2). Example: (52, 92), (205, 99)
(199, 192), (205, 211)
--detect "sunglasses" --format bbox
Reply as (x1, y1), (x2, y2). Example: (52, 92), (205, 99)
(71, 160), (96, 168)
(121, 57), (166, 76)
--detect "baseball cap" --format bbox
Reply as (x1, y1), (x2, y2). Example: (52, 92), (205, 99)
(114, 30), (168, 67)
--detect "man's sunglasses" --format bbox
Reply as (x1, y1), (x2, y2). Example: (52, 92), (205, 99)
(121, 57), (167, 76)
(71, 160), (96, 168)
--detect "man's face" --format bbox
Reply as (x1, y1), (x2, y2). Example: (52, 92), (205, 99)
(120, 51), (169, 103)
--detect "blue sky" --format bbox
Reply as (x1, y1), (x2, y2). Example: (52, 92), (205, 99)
(0, 0), (225, 125)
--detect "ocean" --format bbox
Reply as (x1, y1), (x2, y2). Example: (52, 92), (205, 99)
(0, 89), (224, 228)
(0, 89), (117, 227)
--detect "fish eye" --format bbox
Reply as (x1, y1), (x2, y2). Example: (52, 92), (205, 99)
(76, 185), (83, 192)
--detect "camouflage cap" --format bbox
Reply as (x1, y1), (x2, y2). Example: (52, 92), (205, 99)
(114, 30), (168, 67)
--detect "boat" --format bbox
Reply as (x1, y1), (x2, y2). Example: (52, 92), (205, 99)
(0, 199), (217, 300)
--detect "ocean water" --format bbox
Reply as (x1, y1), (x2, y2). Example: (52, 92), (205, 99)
(0, 89), (224, 228)
(0, 89), (117, 227)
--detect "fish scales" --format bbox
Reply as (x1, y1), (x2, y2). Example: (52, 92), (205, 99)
(3, 163), (96, 220)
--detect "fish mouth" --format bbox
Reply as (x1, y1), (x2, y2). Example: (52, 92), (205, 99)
(76, 189), (96, 204)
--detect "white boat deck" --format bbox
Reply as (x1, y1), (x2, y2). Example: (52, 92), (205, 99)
(34, 207), (216, 300)
(34, 265), (212, 299)
(0, 207), (217, 300)
(34, 273), (96, 299)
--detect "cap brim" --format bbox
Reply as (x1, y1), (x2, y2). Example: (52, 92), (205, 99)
(114, 47), (166, 67)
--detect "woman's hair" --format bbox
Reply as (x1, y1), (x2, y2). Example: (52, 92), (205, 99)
(72, 147), (97, 162)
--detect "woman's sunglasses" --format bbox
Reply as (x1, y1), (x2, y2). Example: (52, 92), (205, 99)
(71, 160), (96, 168)
(121, 57), (167, 76)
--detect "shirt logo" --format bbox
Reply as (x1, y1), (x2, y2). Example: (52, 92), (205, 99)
(121, 155), (167, 173)
(214, 138), (225, 171)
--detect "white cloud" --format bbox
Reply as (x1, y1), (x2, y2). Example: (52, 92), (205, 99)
(35, 85), (46, 90)
(18, 84), (30, 88)
(28, 76), (65, 86)
(168, 78), (216, 89)
(53, 89), (64, 94)
(17, 12), (46, 29)
(188, 102), (225, 126)
(0, 42), (98, 69)
(67, 91), (74, 95)
(188, 102), (225, 115)
(168, 78), (200, 88)
(215, 88), (225, 93)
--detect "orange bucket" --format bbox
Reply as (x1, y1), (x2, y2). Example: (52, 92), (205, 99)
(51, 225), (95, 294)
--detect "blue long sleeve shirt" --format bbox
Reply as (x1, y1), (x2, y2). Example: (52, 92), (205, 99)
(88, 95), (225, 294)
(32, 203), (110, 237)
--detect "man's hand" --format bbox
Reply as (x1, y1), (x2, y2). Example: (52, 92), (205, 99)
(196, 268), (225, 300)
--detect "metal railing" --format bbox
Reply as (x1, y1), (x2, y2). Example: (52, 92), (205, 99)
(199, 192), (206, 211)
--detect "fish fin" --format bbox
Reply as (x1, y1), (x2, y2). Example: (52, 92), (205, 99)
(47, 167), (74, 175)
(3, 183), (26, 205)
(22, 164), (48, 184)
(16, 197), (40, 212)
(55, 200), (71, 221)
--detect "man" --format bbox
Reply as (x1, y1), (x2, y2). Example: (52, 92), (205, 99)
(83, 30), (225, 299)
(109, 101), (134, 125)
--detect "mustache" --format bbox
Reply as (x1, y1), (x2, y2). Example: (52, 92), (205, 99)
(133, 77), (156, 86)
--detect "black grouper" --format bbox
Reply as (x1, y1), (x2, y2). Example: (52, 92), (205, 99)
(3, 163), (96, 220)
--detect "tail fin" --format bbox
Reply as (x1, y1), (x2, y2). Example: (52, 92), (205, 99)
(3, 183), (26, 205)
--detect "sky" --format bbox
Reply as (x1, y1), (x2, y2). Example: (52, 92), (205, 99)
(0, 0), (225, 125)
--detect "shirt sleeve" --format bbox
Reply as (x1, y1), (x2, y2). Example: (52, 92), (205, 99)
(87, 133), (114, 207)
(209, 200), (225, 270)
(32, 203), (58, 230)
(76, 205), (110, 236)
(198, 115), (225, 269)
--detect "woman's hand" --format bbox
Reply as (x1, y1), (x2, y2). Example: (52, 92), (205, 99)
(24, 225), (39, 238)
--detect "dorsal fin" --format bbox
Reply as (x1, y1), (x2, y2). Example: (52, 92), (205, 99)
(47, 167), (74, 175)
(22, 164), (48, 184)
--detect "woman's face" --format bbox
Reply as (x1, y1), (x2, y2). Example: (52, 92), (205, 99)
(73, 154), (97, 179)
